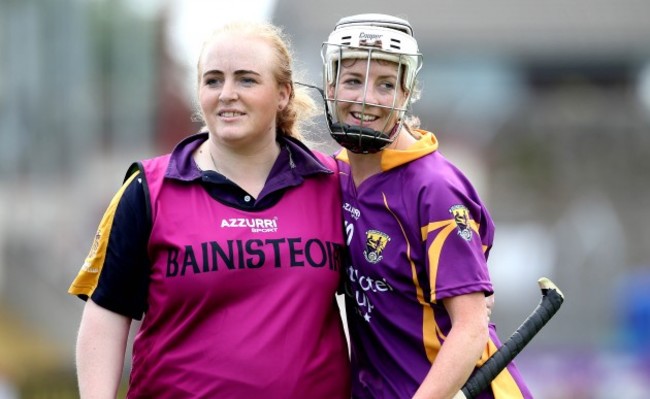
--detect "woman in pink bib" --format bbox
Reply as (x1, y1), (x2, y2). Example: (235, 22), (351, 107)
(69, 22), (350, 398)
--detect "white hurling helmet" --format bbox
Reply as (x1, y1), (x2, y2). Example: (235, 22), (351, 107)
(321, 13), (423, 153)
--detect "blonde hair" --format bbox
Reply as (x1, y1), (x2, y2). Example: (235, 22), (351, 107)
(195, 22), (316, 140)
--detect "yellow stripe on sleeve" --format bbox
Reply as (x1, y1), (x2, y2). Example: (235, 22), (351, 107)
(68, 172), (141, 297)
(419, 219), (455, 359)
(426, 222), (456, 301)
(420, 220), (452, 241)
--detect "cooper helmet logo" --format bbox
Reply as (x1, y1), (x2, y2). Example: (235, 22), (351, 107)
(359, 32), (383, 40)
(449, 204), (472, 241)
(363, 229), (391, 263)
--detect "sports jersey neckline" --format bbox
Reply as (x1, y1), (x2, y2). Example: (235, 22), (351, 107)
(335, 129), (439, 172)
(163, 132), (335, 182)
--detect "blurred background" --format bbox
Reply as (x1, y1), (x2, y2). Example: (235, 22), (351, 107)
(1, 0), (649, 397)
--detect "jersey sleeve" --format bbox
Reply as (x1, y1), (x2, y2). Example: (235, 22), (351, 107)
(420, 174), (494, 303)
(68, 170), (151, 320)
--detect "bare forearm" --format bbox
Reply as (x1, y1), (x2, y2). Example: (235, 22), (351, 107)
(412, 293), (489, 399)
(76, 300), (131, 399)
(412, 325), (485, 399)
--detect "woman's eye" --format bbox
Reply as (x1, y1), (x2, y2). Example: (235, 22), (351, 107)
(343, 78), (362, 87)
(241, 77), (257, 85)
(205, 78), (221, 87)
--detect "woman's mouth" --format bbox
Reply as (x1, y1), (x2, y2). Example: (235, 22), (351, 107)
(351, 112), (379, 122)
(218, 111), (245, 117)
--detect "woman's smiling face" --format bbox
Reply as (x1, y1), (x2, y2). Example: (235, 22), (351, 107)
(197, 33), (290, 147)
(329, 58), (408, 134)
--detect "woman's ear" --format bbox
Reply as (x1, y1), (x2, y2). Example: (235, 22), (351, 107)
(278, 82), (291, 111)
(326, 84), (335, 98)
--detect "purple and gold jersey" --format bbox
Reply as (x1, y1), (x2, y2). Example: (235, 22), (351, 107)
(69, 133), (351, 398)
(338, 130), (532, 399)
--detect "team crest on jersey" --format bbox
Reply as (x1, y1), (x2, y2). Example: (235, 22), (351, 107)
(363, 230), (391, 263)
(81, 229), (102, 273)
(449, 205), (472, 241)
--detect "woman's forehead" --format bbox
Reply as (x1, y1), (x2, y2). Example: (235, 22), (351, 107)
(201, 35), (275, 72)
(340, 58), (399, 73)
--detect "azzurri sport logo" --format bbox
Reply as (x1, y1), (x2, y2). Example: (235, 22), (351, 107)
(220, 217), (279, 233)
(343, 202), (360, 220)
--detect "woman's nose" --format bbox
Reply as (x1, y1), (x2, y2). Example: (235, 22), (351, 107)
(358, 85), (380, 106)
(219, 79), (238, 102)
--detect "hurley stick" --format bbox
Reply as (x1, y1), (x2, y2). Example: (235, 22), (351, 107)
(453, 277), (565, 399)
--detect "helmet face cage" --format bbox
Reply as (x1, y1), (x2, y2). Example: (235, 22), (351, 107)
(321, 14), (423, 154)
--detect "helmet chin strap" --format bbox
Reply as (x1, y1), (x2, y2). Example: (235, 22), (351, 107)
(330, 122), (400, 154)
(292, 81), (404, 154)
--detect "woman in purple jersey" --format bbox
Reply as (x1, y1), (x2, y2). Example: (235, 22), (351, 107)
(320, 14), (533, 399)
(68, 22), (351, 398)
